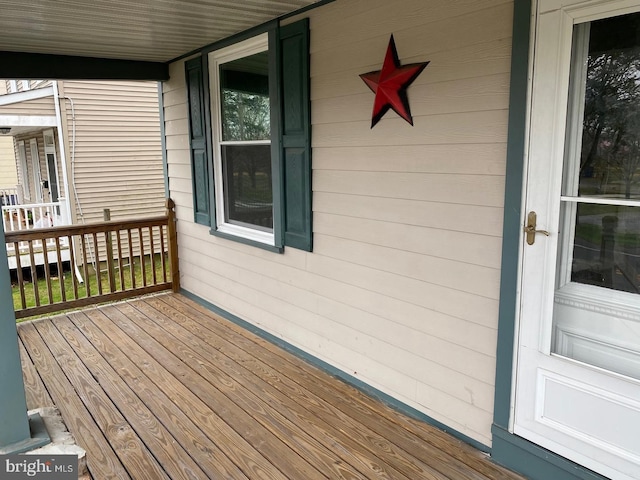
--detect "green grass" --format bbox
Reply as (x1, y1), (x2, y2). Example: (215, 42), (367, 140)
(12, 253), (170, 320)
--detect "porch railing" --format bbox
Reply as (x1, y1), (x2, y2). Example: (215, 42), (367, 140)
(2, 200), (70, 258)
(0, 186), (21, 206)
(7, 199), (179, 319)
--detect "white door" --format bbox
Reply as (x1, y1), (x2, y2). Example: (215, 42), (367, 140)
(515, 1), (640, 479)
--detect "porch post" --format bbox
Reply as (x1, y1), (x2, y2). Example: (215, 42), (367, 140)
(0, 225), (50, 453)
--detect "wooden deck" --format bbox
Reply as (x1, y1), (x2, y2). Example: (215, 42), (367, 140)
(18, 293), (523, 480)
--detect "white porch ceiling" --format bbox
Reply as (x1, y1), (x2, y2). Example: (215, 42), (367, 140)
(0, 0), (323, 63)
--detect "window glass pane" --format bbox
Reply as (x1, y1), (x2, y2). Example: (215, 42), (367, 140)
(577, 13), (640, 200)
(220, 51), (270, 141)
(222, 144), (273, 230)
(569, 202), (640, 293)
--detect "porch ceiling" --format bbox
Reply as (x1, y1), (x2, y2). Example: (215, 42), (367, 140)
(0, 0), (322, 63)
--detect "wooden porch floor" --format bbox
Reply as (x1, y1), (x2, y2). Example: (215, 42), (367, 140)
(18, 293), (523, 480)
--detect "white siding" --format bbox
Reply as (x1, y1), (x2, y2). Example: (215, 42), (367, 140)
(164, 0), (512, 446)
(0, 136), (17, 186)
(61, 80), (165, 224)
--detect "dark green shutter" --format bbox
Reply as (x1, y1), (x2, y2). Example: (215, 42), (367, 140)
(185, 56), (210, 226)
(279, 19), (312, 251)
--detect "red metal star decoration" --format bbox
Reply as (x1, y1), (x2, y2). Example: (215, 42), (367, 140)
(360, 35), (429, 128)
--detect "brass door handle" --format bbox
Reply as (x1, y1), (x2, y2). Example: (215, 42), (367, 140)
(524, 211), (549, 245)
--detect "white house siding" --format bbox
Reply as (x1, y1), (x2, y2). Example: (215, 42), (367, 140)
(60, 80), (165, 224)
(0, 96), (56, 117)
(164, 0), (512, 446)
(0, 136), (17, 186)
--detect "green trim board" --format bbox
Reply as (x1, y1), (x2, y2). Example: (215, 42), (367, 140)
(181, 288), (490, 454)
(492, 0), (531, 431)
(0, 51), (168, 80)
(492, 426), (608, 480)
(157, 82), (170, 198)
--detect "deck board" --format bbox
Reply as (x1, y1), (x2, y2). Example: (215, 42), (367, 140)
(18, 293), (524, 480)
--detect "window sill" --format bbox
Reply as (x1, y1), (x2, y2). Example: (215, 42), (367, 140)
(209, 227), (283, 254)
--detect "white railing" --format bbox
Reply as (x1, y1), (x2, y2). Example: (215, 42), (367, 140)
(3, 199), (71, 260)
(0, 186), (21, 206)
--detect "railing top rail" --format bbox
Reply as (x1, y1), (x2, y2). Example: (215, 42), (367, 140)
(5, 215), (169, 243)
(1, 201), (60, 210)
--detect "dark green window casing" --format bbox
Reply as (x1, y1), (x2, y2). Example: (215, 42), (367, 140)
(185, 56), (211, 226)
(280, 18), (312, 252)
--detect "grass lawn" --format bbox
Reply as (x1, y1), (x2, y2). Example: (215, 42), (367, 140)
(12, 253), (169, 320)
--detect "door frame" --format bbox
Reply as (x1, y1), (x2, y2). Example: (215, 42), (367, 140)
(28, 138), (43, 203)
(492, 1), (638, 479)
(42, 129), (60, 203)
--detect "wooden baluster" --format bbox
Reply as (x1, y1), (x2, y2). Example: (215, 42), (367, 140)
(104, 209), (116, 293)
(27, 240), (40, 307)
(138, 227), (146, 287)
(81, 234), (91, 298)
(68, 235), (79, 300)
(159, 224), (167, 283)
(127, 229), (135, 289)
(41, 237), (53, 305)
(93, 232), (102, 295)
(116, 230), (124, 291)
(54, 237), (66, 303)
(14, 242), (26, 310)
(149, 226), (157, 285)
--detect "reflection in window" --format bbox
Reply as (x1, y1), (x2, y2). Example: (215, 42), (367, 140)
(220, 52), (270, 142)
(570, 203), (640, 294)
(578, 14), (640, 200)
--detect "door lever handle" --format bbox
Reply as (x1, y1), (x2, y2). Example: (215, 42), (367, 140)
(524, 211), (549, 245)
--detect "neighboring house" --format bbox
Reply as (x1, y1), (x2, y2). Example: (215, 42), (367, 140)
(0, 2), (639, 480)
(0, 79), (165, 228)
(0, 79), (165, 268)
(0, 134), (17, 201)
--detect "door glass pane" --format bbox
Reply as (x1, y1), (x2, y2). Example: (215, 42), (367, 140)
(553, 13), (640, 380)
(574, 14), (640, 201)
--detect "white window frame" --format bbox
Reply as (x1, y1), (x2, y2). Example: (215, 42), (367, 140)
(208, 33), (274, 246)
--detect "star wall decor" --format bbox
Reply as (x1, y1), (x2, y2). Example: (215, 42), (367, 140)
(360, 35), (429, 128)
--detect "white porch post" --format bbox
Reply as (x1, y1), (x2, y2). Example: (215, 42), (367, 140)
(53, 81), (73, 224)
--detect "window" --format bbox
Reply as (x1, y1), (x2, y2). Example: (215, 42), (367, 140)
(210, 34), (275, 244)
(185, 19), (312, 252)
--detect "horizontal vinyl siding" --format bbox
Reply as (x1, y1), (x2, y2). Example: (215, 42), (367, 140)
(164, 0), (512, 446)
(0, 96), (55, 116)
(0, 136), (17, 186)
(62, 80), (165, 224)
